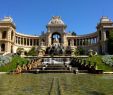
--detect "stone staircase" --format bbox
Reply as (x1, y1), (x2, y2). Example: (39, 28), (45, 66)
(29, 64), (72, 73)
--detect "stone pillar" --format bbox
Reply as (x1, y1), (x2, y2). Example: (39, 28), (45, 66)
(103, 30), (107, 41)
(96, 37), (97, 43)
(63, 34), (67, 46)
(90, 38), (91, 45)
(82, 39), (84, 46)
(70, 39), (74, 46)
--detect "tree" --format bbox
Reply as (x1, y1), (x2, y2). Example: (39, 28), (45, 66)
(73, 48), (79, 56)
(77, 48), (85, 55)
(27, 47), (37, 56)
(108, 30), (113, 54)
(71, 31), (76, 36)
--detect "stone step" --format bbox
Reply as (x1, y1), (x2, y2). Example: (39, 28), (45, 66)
(26, 69), (71, 74)
(78, 70), (88, 73)
(45, 67), (67, 70)
(39, 70), (71, 73)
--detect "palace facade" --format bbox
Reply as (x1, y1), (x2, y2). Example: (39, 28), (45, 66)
(0, 16), (113, 55)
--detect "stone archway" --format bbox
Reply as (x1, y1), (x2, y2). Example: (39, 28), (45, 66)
(51, 32), (62, 44)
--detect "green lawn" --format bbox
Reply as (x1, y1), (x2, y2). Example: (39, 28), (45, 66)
(86, 55), (113, 71)
(0, 56), (28, 72)
(0, 73), (113, 95)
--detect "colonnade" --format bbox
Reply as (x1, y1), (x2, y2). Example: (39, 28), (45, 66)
(15, 36), (39, 46)
(68, 37), (98, 46)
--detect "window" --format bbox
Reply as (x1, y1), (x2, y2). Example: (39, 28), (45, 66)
(2, 31), (7, 39)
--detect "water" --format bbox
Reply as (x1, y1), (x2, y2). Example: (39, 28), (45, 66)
(0, 73), (113, 95)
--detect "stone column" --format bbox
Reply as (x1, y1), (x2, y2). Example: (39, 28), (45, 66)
(63, 34), (67, 46)
(71, 39), (74, 46)
(82, 39), (84, 46)
(103, 30), (107, 41)
(90, 38), (91, 45)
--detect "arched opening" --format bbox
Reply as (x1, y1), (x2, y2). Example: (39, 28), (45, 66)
(2, 31), (7, 39)
(1, 44), (5, 51)
(51, 33), (61, 44)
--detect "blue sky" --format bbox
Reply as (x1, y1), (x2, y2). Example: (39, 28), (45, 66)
(0, 0), (113, 35)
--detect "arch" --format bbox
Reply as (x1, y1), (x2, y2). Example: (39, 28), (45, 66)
(1, 44), (5, 51)
(51, 32), (61, 44)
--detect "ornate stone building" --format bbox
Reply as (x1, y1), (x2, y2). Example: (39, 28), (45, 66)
(0, 16), (113, 55)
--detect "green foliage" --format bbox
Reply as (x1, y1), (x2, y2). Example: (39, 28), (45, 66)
(108, 30), (113, 54)
(71, 31), (76, 36)
(16, 47), (24, 55)
(72, 48), (79, 56)
(0, 56), (28, 72)
(77, 47), (85, 55)
(72, 48), (85, 56)
(86, 55), (113, 71)
(27, 47), (37, 56)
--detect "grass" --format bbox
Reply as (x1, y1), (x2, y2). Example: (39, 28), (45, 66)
(86, 55), (113, 72)
(0, 56), (28, 72)
(0, 73), (113, 95)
